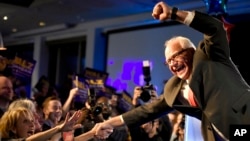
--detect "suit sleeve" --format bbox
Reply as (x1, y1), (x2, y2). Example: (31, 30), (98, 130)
(122, 95), (173, 128)
(190, 11), (230, 61)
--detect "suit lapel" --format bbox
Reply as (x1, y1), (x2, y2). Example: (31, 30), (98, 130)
(164, 77), (185, 106)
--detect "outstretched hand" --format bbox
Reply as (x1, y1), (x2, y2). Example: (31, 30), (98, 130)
(59, 110), (83, 132)
(94, 122), (114, 140)
(69, 87), (80, 98)
(152, 1), (171, 21)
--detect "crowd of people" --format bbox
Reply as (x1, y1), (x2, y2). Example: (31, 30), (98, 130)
(0, 75), (104, 141)
(0, 72), (182, 141)
(1, 1), (249, 141)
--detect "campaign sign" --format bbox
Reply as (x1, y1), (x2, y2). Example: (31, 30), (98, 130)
(72, 75), (88, 104)
(118, 90), (133, 112)
(103, 85), (117, 98)
(10, 55), (36, 83)
(83, 67), (109, 92)
(0, 56), (11, 72)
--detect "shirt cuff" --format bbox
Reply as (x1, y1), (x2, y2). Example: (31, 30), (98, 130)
(119, 115), (125, 124)
(183, 11), (195, 26)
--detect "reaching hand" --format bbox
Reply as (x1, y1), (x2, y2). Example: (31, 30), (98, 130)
(69, 87), (80, 98)
(152, 1), (171, 21)
(59, 110), (82, 132)
(95, 122), (114, 139)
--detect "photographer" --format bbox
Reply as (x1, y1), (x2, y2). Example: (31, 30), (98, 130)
(129, 86), (172, 141)
(75, 95), (129, 141)
(74, 89), (109, 136)
(132, 86), (158, 107)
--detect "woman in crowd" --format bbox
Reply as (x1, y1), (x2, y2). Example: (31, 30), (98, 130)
(0, 107), (82, 141)
(8, 98), (43, 133)
(0, 106), (105, 141)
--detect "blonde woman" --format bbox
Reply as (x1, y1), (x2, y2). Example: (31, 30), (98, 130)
(0, 107), (82, 141)
(8, 98), (43, 133)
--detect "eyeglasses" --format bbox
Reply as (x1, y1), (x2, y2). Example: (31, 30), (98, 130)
(165, 48), (191, 65)
(97, 102), (111, 108)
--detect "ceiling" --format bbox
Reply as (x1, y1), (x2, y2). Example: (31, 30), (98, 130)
(0, 0), (250, 37)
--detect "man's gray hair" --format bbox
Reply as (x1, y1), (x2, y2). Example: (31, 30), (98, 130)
(164, 36), (196, 49)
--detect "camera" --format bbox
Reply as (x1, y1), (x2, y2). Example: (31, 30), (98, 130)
(140, 84), (155, 102)
(88, 88), (102, 116)
(140, 60), (155, 102)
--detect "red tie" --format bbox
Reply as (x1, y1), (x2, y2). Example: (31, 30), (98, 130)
(187, 85), (198, 107)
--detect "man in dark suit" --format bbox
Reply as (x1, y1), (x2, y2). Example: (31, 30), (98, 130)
(95, 1), (250, 141)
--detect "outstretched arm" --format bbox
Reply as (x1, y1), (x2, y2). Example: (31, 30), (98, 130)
(95, 116), (124, 139)
(26, 111), (82, 141)
(62, 87), (79, 116)
(74, 123), (112, 141)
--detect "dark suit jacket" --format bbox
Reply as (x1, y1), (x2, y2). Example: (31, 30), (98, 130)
(122, 11), (250, 141)
(129, 114), (172, 141)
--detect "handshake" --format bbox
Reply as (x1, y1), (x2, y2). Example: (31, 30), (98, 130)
(60, 110), (114, 141)
(92, 122), (114, 140)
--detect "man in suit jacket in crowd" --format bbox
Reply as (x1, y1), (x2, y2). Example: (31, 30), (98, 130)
(94, 1), (250, 141)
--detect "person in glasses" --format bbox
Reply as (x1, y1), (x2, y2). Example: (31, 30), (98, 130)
(94, 1), (250, 141)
